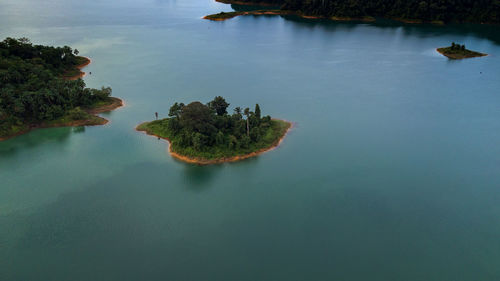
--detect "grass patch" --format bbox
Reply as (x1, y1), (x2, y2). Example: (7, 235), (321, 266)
(137, 119), (291, 161)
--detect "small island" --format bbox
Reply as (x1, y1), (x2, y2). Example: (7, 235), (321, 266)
(137, 97), (292, 164)
(0, 37), (123, 141)
(204, 10), (286, 21)
(437, 42), (487, 59)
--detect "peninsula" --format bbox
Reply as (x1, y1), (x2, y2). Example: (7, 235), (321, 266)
(137, 97), (291, 164)
(0, 37), (123, 141)
(437, 43), (487, 59)
(63, 56), (91, 80)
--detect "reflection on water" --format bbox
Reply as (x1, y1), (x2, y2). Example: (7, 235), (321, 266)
(73, 126), (86, 134)
(182, 164), (218, 189)
(227, 8), (500, 46)
(0, 127), (73, 158)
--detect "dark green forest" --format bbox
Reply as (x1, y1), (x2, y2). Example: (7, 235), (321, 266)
(137, 97), (291, 160)
(0, 38), (113, 138)
(231, 0), (500, 23)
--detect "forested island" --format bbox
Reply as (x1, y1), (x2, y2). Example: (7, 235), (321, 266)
(437, 42), (487, 59)
(137, 97), (291, 164)
(204, 10), (289, 21)
(206, 0), (500, 23)
(0, 37), (122, 141)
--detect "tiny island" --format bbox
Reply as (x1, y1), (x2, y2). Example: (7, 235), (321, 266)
(137, 97), (292, 164)
(0, 37), (123, 141)
(437, 42), (487, 59)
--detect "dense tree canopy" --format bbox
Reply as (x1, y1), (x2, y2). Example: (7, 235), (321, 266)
(168, 96), (271, 150)
(232, 0), (500, 23)
(0, 38), (113, 137)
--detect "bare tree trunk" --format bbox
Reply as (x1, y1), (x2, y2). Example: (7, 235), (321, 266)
(246, 118), (250, 136)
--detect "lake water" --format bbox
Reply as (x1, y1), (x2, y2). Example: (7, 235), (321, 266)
(1, 0), (500, 280)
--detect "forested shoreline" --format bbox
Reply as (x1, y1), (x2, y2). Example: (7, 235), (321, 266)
(0, 38), (121, 140)
(217, 0), (500, 23)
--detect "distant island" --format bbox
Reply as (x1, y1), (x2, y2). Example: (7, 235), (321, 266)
(0, 37), (123, 141)
(437, 42), (487, 59)
(205, 0), (500, 24)
(204, 10), (287, 21)
(137, 97), (292, 164)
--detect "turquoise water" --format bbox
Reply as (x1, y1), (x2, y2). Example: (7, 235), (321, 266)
(1, 0), (500, 280)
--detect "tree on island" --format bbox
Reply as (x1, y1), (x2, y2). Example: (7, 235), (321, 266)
(244, 107), (251, 137)
(208, 96), (230, 116)
(168, 102), (185, 118)
(255, 104), (261, 120)
(180, 101), (216, 135)
(450, 42), (466, 51)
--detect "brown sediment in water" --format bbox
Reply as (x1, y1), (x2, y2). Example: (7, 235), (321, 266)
(136, 119), (293, 165)
(65, 57), (91, 80)
(0, 97), (123, 142)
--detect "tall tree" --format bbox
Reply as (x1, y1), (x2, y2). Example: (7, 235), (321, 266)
(255, 104), (261, 119)
(208, 96), (230, 116)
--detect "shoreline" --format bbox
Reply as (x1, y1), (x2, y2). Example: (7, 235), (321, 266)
(215, 0), (279, 6)
(0, 97), (123, 142)
(207, 0), (487, 24)
(436, 47), (488, 59)
(204, 10), (376, 22)
(136, 119), (293, 165)
(65, 57), (91, 80)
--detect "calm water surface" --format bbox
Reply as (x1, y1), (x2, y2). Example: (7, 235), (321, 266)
(1, 0), (500, 280)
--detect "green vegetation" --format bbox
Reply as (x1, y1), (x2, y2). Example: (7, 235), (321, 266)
(204, 10), (283, 21)
(204, 11), (243, 20)
(137, 97), (291, 162)
(0, 37), (119, 140)
(437, 42), (487, 59)
(215, 0), (500, 23)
